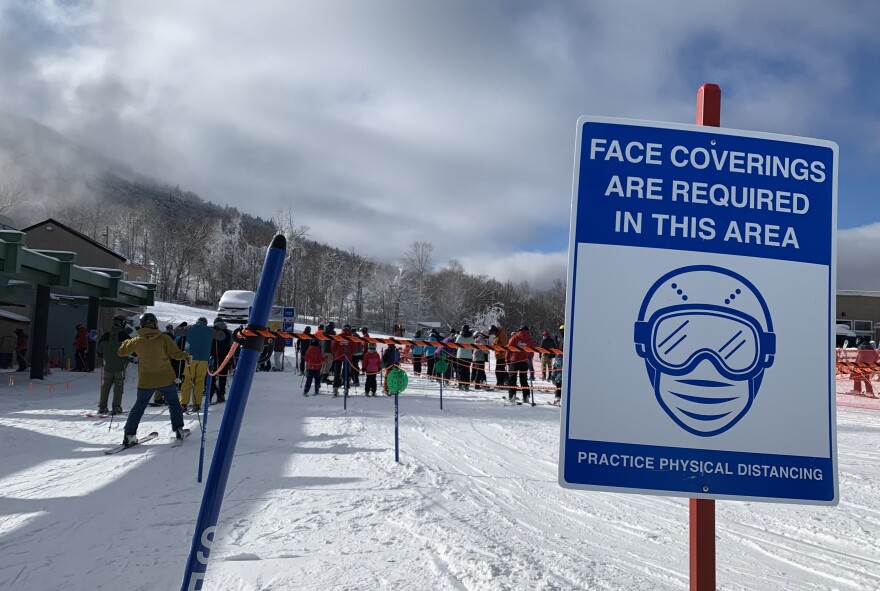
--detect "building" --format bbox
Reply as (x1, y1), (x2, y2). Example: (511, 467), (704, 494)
(836, 290), (880, 347)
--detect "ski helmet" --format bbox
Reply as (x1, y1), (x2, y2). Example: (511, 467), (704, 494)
(139, 312), (158, 328)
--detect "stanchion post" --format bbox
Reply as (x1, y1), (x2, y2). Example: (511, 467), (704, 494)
(690, 82), (720, 591)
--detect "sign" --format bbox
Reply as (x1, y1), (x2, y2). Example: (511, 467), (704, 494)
(559, 117), (838, 505)
(282, 322), (294, 346)
(283, 307), (295, 318)
(386, 367), (408, 394)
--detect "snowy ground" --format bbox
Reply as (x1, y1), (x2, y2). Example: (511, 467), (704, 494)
(0, 303), (878, 590)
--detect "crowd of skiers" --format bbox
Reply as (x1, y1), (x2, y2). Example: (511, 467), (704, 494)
(293, 321), (565, 405)
(83, 311), (564, 446)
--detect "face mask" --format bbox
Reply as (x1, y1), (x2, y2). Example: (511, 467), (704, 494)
(654, 359), (756, 437)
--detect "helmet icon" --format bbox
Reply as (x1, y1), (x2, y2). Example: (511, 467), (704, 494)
(634, 265), (775, 436)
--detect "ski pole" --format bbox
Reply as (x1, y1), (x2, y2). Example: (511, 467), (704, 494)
(198, 362), (213, 483)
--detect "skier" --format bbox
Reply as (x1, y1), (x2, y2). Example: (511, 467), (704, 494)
(411, 330), (424, 375)
(539, 329), (556, 380)
(424, 328), (440, 379)
(361, 343), (381, 396)
(13, 328), (28, 372)
(507, 325), (536, 403)
(488, 325), (508, 390)
(296, 326), (312, 374)
(95, 314), (131, 415)
(303, 340), (326, 396)
(381, 343), (399, 394)
(210, 319), (232, 404)
(320, 322), (335, 384)
(117, 312), (190, 447)
(179, 317), (213, 412)
(73, 323), (89, 371)
(455, 325), (474, 390)
(330, 324), (355, 396)
(171, 322), (189, 389)
(551, 353), (563, 406)
(272, 334), (286, 371)
(472, 331), (488, 389)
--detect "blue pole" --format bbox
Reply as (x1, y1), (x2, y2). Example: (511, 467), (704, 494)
(343, 357), (348, 410)
(394, 392), (399, 463)
(180, 235), (286, 591)
(197, 362), (214, 483)
(439, 372), (443, 410)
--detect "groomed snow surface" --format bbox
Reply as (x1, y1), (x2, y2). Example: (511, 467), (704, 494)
(0, 302), (879, 590)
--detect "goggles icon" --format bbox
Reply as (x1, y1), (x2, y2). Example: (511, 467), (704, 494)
(635, 304), (776, 380)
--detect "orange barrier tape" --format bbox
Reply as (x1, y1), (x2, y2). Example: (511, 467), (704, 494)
(208, 341), (240, 377)
(836, 361), (880, 375)
(239, 329), (563, 355)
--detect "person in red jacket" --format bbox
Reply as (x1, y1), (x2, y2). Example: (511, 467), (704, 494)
(303, 341), (326, 396)
(361, 343), (382, 396)
(13, 328), (28, 372)
(507, 325), (536, 403)
(852, 337), (880, 397)
(73, 323), (90, 371)
(330, 324), (355, 395)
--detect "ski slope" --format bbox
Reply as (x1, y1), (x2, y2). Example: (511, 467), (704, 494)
(0, 303), (878, 590)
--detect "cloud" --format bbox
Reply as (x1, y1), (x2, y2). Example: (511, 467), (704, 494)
(0, 1), (877, 284)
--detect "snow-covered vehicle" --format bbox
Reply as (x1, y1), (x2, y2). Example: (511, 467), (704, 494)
(216, 290), (255, 324)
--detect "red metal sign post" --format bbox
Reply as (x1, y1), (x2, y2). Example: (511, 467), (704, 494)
(690, 82), (721, 591)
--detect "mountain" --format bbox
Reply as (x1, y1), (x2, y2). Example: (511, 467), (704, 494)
(0, 111), (272, 234)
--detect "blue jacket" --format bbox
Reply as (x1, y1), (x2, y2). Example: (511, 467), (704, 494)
(185, 322), (214, 361)
(424, 333), (439, 357)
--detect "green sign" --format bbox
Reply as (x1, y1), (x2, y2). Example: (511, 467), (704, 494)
(387, 367), (409, 394)
(434, 356), (448, 374)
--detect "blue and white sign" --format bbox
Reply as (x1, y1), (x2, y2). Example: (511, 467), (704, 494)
(282, 322), (294, 346)
(559, 117), (839, 505)
(283, 307), (295, 318)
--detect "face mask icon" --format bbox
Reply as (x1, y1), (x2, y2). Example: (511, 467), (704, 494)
(634, 265), (775, 436)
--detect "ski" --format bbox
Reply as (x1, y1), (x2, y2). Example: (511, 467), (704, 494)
(171, 428), (192, 447)
(85, 413), (108, 419)
(104, 431), (159, 455)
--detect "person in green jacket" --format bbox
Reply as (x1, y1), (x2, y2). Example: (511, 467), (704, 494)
(95, 314), (132, 415)
(117, 312), (191, 447)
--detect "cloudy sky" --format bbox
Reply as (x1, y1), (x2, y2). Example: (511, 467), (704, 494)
(1, 0), (879, 288)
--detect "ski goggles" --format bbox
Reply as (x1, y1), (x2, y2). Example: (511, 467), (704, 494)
(635, 306), (775, 378)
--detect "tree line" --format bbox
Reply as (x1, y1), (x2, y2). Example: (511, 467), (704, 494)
(41, 173), (566, 335)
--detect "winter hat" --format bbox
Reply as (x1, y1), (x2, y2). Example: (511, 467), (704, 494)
(303, 326), (312, 334)
(166, 324), (174, 331)
(542, 329), (550, 336)
(343, 324), (351, 330)
(520, 325), (530, 332)
(197, 317), (208, 325)
(214, 321), (227, 331)
(318, 324), (324, 331)
(368, 343), (377, 349)
(488, 325), (498, 334)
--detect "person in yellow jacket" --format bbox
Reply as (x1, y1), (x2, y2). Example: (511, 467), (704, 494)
(117, 312), (190, 447)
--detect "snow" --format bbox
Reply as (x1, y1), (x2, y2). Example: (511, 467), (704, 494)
(0, 302), (878, 590)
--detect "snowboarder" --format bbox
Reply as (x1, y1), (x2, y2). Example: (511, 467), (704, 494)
(96, 314), (131, 414)
(117, 312), (190, 446)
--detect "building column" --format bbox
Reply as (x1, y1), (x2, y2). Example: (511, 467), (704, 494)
(30, 285), (50, 380)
